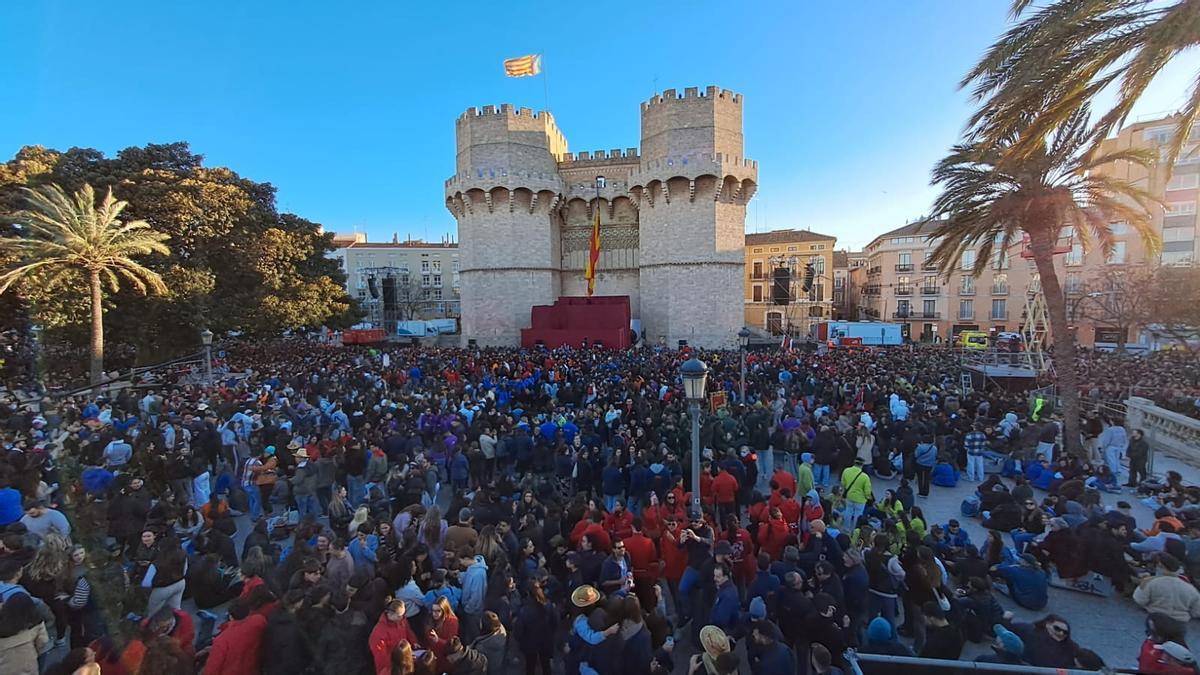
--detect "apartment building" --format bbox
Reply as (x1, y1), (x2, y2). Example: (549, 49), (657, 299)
(327, 233), (461, 319)
(833, 250), (867, 320)
(1094, 114), (1200, 267)
(744, 229), (837, 335)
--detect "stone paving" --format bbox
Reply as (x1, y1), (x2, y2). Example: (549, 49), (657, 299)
(872, 450), (1200, 669)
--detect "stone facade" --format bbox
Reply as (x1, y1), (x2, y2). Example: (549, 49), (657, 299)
(445, 87), (756, 348)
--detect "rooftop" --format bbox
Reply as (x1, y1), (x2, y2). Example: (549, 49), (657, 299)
(745, 229), (837, 246)
(832, 250), (849, 268)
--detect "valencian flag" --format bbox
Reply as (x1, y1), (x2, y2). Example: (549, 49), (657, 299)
(585, 203), (601, 296)
(503, 54), (542, 77)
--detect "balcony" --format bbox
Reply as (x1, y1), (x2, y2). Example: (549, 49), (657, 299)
(922, 261), (939, 271)
(895, 263), (915, 272)
(921, 286), (940, 295)
(868, 266), (882, 276)
(895, 311), (941, 320)
(991, 285), (1009, 295)
(894, 286), (913, 296)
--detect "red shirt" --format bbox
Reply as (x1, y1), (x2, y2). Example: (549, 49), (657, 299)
(660, 525), (689, 583)
(206, 614), (267, 675)
(757, 518), (790, 561)
(570, 520), (612, 553)
(625, 532), (660, 581)
(725, 528), (757, 584)
(713, 471), (739, 504)
(604, 509), (634, 541)
(778, 497), (801, 525)
(700, 471), (715, 506)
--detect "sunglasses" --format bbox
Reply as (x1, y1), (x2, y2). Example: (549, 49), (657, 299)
(1050, 625), (1069, 634)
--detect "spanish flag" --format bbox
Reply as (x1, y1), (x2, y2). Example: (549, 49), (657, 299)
(503, 54), (542, 78)
(585, 202), (601, 296)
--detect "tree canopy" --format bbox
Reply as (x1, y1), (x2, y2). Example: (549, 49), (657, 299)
(0, 142), (359, 367)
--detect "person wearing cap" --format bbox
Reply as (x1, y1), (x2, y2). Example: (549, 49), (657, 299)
(291, 445), (321, 521)
(1152, 641), (1198, 673)
(1133, 554), (1200, 623)
(976, 622), (1028, 665)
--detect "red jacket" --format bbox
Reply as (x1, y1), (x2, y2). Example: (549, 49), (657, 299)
(712, 471), (739, 505)
(625, 532), (660, 582)
(604, 509), (635, 541)
(778, 497), (801, 526)
(640, 505), (664, 541)
(660, 524), (689, 584)
(699, 472), (715, 506)
(206, 614), (267, 675)
(570, 520), (612, 553)
(724, 528), (757, 584)
(369, 613), (420, 675)
(757, 518), (790, 561)
(772, 469), (797, 496)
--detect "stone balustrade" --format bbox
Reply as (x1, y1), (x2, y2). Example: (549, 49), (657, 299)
(1125, 396), (1200, 470)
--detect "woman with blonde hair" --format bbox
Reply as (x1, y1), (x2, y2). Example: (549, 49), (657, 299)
(428, 595), (460, 658)
(389, 639), (415, 675)
(65, 545), (101, 649)
(23, 533), (71, 641)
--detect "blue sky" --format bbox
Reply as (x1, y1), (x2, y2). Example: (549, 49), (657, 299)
(2, 1), (1196, 250)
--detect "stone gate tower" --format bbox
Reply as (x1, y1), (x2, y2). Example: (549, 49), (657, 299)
(445, 87), (756, 348)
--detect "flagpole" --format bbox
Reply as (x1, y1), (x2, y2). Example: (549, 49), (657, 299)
(541, 55), (551, 112)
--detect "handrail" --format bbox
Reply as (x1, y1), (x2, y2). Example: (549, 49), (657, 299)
(49, 349), (209, 400)
(846, 650), (1135, 674)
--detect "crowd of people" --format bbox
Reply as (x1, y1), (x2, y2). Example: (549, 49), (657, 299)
(0, 338), (1197, 675)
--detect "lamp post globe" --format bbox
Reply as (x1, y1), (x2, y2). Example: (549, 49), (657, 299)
(680, 357), (708, 517)
(680, 357), (709, 402)
(737, 327), (751, 404)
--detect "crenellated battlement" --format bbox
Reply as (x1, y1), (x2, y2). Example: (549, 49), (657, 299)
(641, 85), (742, 110)
(456, 103), (554, 123)
(635, 152), (757, 172)
(558, 148), (640, 163)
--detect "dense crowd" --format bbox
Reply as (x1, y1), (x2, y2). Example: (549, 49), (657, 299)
(0, 339), (1197, 675)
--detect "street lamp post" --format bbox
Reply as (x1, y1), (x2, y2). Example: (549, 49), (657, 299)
(200, 328), (213, 387)
(680, 357), (709, 517)
(737, 327), (750, 404)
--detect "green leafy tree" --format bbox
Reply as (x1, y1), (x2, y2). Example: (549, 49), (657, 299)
(0, 142), (359, 373)
(965, 0), (1200, 167)
(926, 107), (1159, 456)
(0, 184), (171, 384)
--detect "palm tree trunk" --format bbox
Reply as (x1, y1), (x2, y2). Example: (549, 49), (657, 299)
(89, 270), (104, 387)
(1030, 244), (1083, 457)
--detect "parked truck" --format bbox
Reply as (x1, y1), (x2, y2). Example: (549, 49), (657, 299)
(814, 321), (903, 347)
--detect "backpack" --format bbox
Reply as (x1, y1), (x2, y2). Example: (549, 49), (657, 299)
(961, 496), (981, 518)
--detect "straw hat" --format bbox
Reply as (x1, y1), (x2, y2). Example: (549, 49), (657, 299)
(570, 585), (601, 608)
(287, 440), (302, 451)
(699, 625), (731, 659)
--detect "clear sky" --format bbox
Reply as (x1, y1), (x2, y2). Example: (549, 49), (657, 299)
(2, 1), (1196, 250)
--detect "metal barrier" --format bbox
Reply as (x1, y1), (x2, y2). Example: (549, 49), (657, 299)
(847, 650), (1133, 674)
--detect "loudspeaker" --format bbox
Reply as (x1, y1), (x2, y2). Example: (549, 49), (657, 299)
(381, 276), (397, 311)
(367, 276), (379, 299)
(802, 264), (816, 293)
(772, 267), (791, 305)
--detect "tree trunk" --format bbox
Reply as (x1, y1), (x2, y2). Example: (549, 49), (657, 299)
(89, 270), (104, 387)
(1030, 244), (1083, 457)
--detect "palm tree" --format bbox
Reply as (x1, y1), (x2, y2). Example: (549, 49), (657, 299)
(927, 106), (1159, 456)
(964, 0), (1200, 167)
(0, 183), (171, 385)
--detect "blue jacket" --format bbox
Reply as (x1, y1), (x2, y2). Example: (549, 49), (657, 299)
(601, 465), (624, 496)
(710, 580), (741, 630)
(462, 556), (489, 614)
(915, 443), (938, 468)
(995, 562), (1048, 610)
(748, 569), (781, 603)
(752, 641), (796, 675)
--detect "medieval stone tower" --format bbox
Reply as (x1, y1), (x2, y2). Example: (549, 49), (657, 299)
(445, 86), (756, 348)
